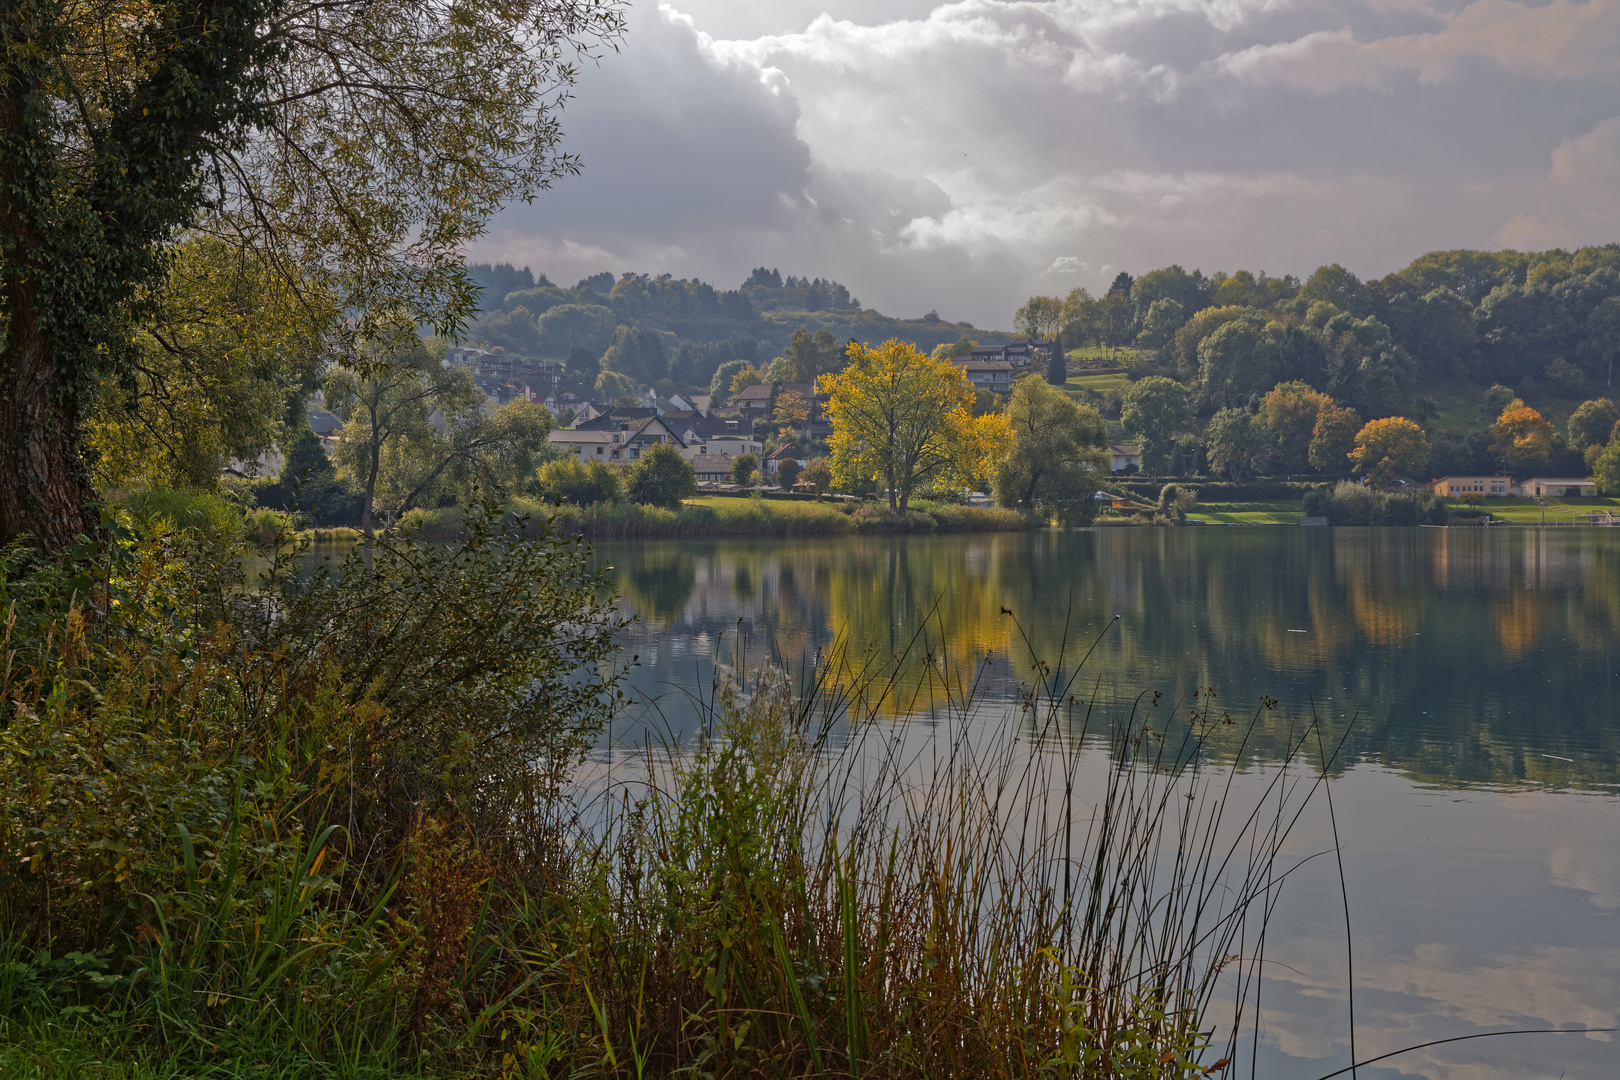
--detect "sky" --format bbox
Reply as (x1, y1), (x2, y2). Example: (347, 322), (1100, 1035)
(471, 0), (1620, 330)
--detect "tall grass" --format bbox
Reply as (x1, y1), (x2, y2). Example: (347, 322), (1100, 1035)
(544, 621), (1342, 1078)
(0, 511), (1337, 1078)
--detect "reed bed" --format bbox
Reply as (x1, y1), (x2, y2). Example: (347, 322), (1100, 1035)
(547, 623), (1345, 1079)
(0, 509), (1340, 1079)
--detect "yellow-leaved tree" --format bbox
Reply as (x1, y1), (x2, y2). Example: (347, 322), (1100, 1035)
(1348, 416), (1430, 485)
(817, 340), (1011, 511)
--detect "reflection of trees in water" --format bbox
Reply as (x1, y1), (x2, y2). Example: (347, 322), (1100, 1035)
(603, 530), (1620, 790)
(623, 546), (697, 621)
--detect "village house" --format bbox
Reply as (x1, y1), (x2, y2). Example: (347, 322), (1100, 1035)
(1518, 477), (1599, 497)
(966, 339), (1055, 369)
(1432, 476), (1513, 497)
(1109, 444), (1142, 472)
(548, 413), (683, 463)
(951, 358), (1013, 394)
(764, 444), (809, 476)
(690, 454), (734, 483)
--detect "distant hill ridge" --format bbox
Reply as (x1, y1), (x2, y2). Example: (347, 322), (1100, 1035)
(462, 264), (1007, 389)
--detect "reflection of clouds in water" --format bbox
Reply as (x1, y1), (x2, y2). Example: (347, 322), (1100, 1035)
(1547, 837), (1620, 914)
(1260, 941), (1618, 1080)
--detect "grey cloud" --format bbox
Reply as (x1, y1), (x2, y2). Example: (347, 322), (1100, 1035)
(474, 0), (1620, 328)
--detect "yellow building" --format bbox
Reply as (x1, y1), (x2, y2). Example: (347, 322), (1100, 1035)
(1433, 476), (1511, 497)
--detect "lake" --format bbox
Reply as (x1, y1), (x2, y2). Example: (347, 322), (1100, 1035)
(595, 528), (1619, 1079)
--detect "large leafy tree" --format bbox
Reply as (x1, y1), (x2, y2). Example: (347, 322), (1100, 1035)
(818, 339), (1011, 512)
(1567, 398), (1620, 456)
(0, 0), (624, 552)
(1349, 416), (1430, 484)
(993, 377), (1108, 525)
(1205, 408), (1270, 481)
(1259, 382), (1331, 474)
(1490, 400), (1554, 474)
(1120, 376), (1192, 475)
(326, 332), (552, 535)
(1308, 403), (1362, 474)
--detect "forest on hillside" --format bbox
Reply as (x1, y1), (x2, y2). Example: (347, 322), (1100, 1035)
(462, 263), (1005, 393)
(1016, 245), (1620, 480)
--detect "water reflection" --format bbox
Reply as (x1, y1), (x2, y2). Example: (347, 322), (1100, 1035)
(603, 528), (1620, 791)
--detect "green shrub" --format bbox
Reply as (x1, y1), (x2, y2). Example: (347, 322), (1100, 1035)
(625, 443), (697, 509)
(535, 456), (623, 507)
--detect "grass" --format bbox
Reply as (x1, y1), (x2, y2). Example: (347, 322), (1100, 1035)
(1444, 495), (1620, 523)
(1186, 500), (1303, 525)
(1065, 373), (1132, 392)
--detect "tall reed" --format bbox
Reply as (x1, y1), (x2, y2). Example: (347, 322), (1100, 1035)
(535, 615), (1345, 1078)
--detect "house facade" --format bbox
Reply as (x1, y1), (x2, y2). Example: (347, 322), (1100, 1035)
(764, 444), (810, 475)
(1519, 477), (1598, 497)
(1109, 444), (1142, 472)
(952, 359), (1013, 394)
(1432, 476), (1512, 497)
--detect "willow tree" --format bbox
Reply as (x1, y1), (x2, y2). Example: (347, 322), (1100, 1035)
(0, 0), (624, 552)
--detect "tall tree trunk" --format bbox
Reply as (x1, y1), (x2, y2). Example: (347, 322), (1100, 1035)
(0, 287), (94, 553)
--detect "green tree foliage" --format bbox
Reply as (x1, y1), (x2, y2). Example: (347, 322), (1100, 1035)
(565, 345), (602, 385)
(711, 359), (749, 401)
(1594, 435), (1620, 495)
(780, 327), (847, 382)
(1131, 266), (1207, 318)
(1196, 316), (1267, 408)
(538, 304), (617, 357)
(1014, 296), (1065, 339)
(1568, 398), (1620, 454)
(0, 0), (624, 552)
(1300, 264), (1370, 315)
(993, 377), (1109, 525)
(535, 457), (623, 507)
(1137, 298), (1186, 353)
(1318, 312), (1415, 417)
(1120, 377), (1192, 475)
(1260, 382), (1331, 474)
(86, 238), (331, 491)
(625, 442), (697, 509)
(1545, 357), (1586, 395)
(1308, 403), (1363, 474)
(255, 427), (361, 526)
(602, 325), (670, 383)
(595, 370), (637, 404)
(730, 453), (759, 487)
(326, 332), (552, 534)
(1046, 347), (1068, 385)
(1205, 408), (1270, 480)
(800, 459), (833, 498)
(1173, 306), (1253, 379)
(777, 458), (802, 490)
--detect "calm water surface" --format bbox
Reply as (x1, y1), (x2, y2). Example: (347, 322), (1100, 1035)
(596, 528), (1620, 1079)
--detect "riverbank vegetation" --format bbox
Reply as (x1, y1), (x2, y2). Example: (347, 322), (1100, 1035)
(0, 508), (1330, 1079)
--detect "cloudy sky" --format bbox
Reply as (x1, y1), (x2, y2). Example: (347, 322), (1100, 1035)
(472, 0), (1620, 329)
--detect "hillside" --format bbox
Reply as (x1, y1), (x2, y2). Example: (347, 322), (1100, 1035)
(462, 264), (1008, 394)
(1034, 244), (1620, 480)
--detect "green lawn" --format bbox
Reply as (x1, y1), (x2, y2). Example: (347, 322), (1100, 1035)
(1186, 500), (1302, 524)
(685, 493), (847, 515)
(1449, 495), (1620, 523)
(1066, 372), (1132, 392)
